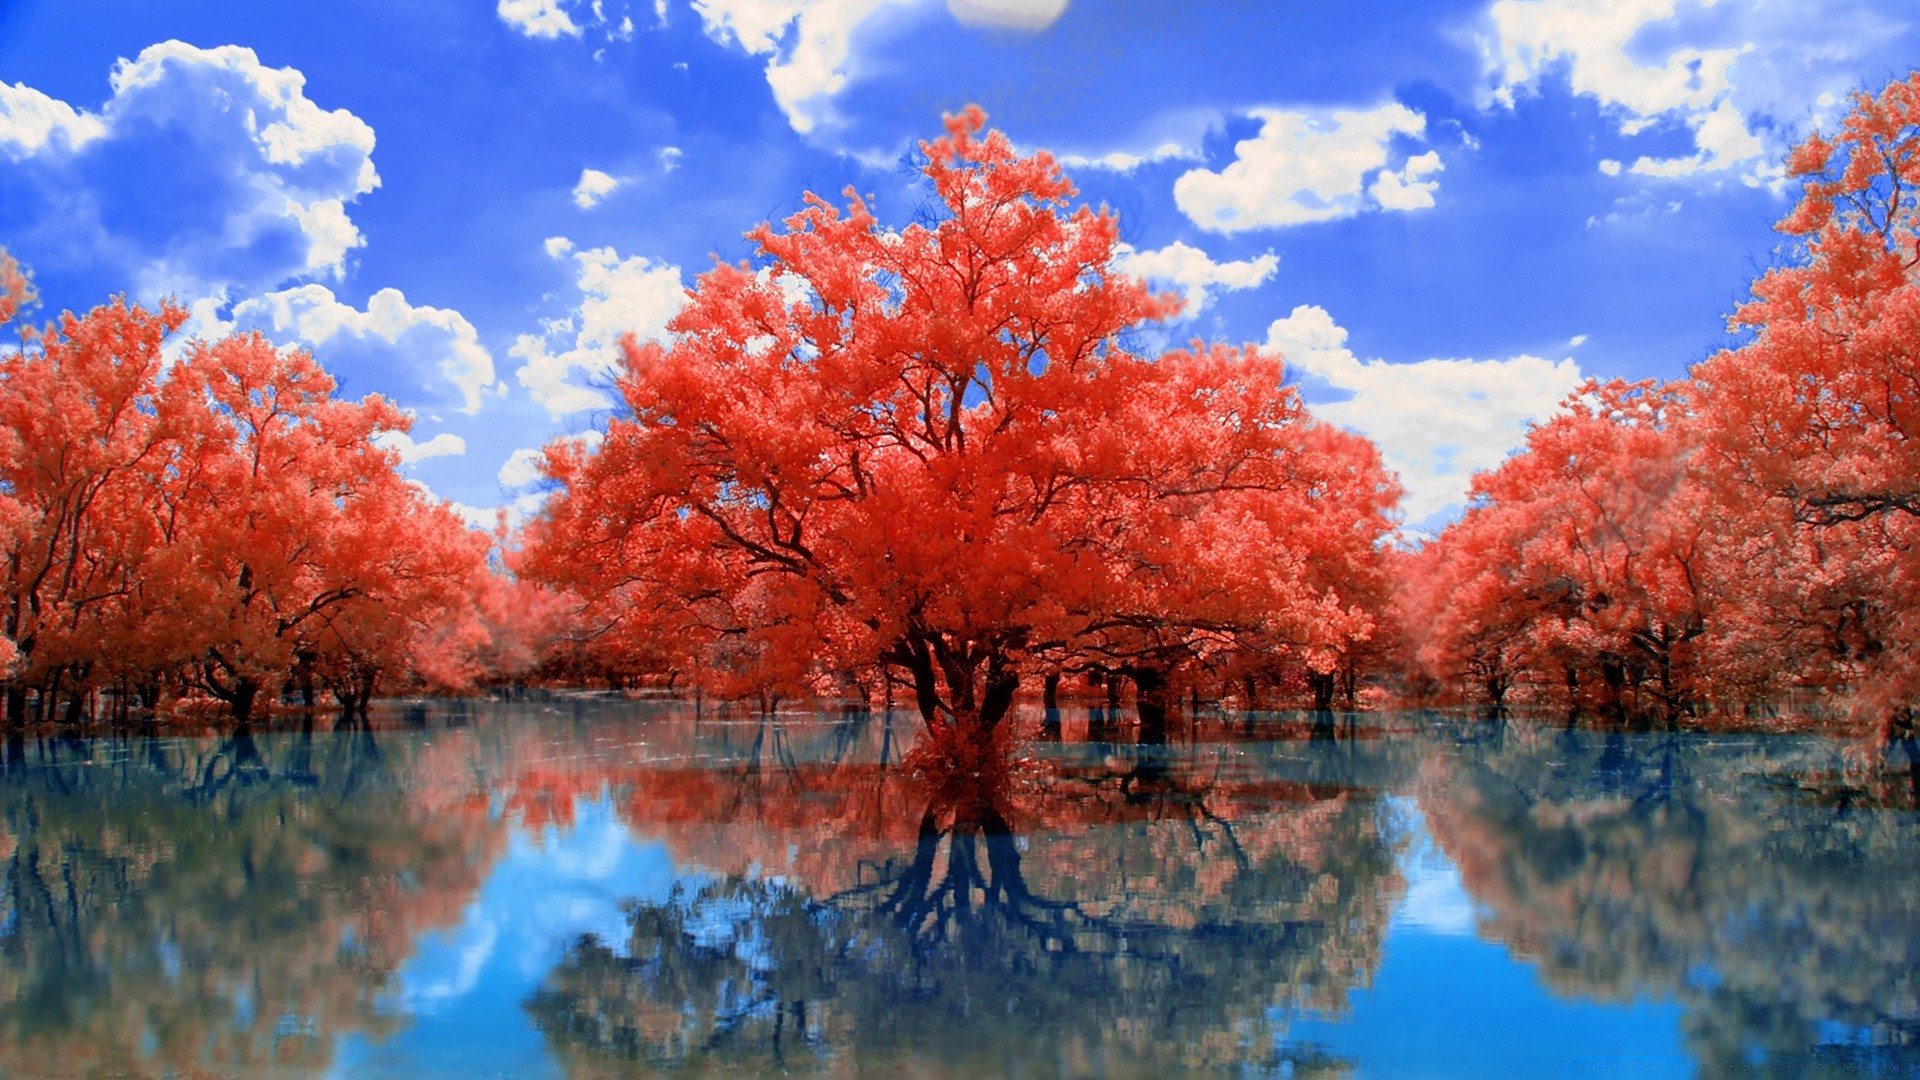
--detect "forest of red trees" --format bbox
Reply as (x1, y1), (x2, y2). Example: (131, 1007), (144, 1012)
(5, 76), (1920, 743)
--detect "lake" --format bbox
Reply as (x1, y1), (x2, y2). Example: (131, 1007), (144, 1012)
(0, 700), (1915, 1078)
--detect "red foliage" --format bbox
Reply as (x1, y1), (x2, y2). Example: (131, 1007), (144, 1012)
(519, 110), (1399, 749)
(1408, 72), (1920, 736)
(0, 260), (506, 722)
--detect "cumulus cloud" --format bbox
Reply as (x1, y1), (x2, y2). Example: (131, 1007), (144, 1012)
(498, 447), (550, 490)
(0, 42), (379, 301)
(374, 430), (469, 462)
(214, 284), (500, 414)
(692, 0), (808, 52)
(1481, 0), (1905, 186)
(572, 167), (621, 208)
(1368, 149), (1444, 210)
(513, 240), (687, 416)
(497, 0), (639, 40)
(448, 493), (549, 531)
(692, 0), (917, 135)
(498, 0), (582, 37)
(0, 83), (106, 156)
(1173, 103), (1437, 233)
(1114, 241), (1276, 318)
(499, 430), (602, 489)
(1263, 304), (1584, 525)
(946, 0), (1069, 31)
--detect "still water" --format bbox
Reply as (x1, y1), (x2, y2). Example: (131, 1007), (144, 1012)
(0, 700), (1915, 1078)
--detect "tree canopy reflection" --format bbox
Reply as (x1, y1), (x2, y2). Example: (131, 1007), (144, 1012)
(523, 715), (1406, 1078)
(1420, 723), (1920, 1077)
(0, 722), (508, 1078)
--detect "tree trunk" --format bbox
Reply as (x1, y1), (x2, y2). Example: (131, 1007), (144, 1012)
(1129, 666), (1170, 745)
(1309, 670), (1336, 712)
(230, 677), (260, 723)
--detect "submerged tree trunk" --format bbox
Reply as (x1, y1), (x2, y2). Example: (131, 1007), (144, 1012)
(230, 677), (260, 723)
(890, 633), (1022, 769)
(1308, 670), (1336, 712)
(1128, 666), (1170, 745)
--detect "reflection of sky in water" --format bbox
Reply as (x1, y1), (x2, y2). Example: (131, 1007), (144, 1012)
(1282, 799), (1690, 1079)
(1388, 796), (1481, 938)
(329, 798), (684, 1080)
(330, 790), (1698, 1080)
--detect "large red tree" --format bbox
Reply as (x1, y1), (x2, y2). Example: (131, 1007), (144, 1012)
(521, 110), (1399, 755)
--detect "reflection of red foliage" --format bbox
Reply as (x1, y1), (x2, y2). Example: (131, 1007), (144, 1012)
(480, 724), (1389, 918)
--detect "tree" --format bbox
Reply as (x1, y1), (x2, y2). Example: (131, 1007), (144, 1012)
(0, 285), (185, 724)
(148, 332), (493, 718)
(522, 110), (1398, 759)
(0, 255), (499, 724)
(1411, 380), (1710, 718)
(1690, 72), (1920, 735)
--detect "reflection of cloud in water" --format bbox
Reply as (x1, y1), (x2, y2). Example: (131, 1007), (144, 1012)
(1389, 799), (1481, 937)
(394, 916), (498, 1013)
(512, 803), (672, 971)
(391, 798), (679, 1009)
(523, 799), (630, 878)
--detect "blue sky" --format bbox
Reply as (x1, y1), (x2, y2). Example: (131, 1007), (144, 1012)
(1, 0), (1915, 529)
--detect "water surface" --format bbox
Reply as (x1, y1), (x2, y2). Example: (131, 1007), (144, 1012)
(0, 702), (1915, 1078)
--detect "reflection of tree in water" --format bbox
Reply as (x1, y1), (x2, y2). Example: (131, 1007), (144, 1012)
(1420, 723), (1920, 1078)
(526, 721), (1406, 1078)
(0, 721), (507, 1079)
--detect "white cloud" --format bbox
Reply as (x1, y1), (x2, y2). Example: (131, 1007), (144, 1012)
(227, 284), (499, 414)
(514, 240), (687, 417)
(1627, 98), (1766, 180)
(499, 0), (582, 37)
(1114, 241), (1276, 319)
(1263, 304), (1584, 524)
(1484, 0), (1737, 117)
(946, 0), (1069, 31)
(449, 493), (548, 531)
(693, 0), (808, 52)
(498, 447), (550, 490)
(0, 42), (379, 301)
(0, 83), (106, 157)
(1056, 141), (1199, 173)
(572, 167), (621, 208)
(1368, 149), (1444, 211)
(375, 430), (469, 462)
(692, 0), (917, 135)
(1173, 103), (1435, 233)
(499, 431), (602, 489)
(499, 0), (644, 42)
(658, 145), (683, 171)
(1480, 0), (1902, 186)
